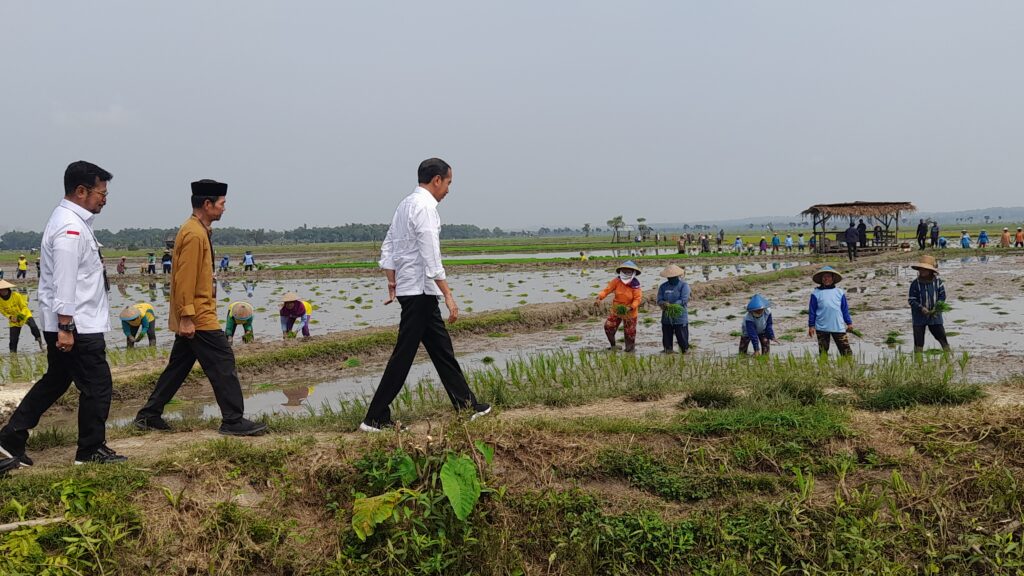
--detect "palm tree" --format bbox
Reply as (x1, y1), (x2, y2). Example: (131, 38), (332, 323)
(582, 223), (591, 237)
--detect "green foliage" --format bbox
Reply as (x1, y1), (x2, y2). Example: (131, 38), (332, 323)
(440, 454), (482, 521)
(664, 303), (684, 319)
(596, 449), (778, 501)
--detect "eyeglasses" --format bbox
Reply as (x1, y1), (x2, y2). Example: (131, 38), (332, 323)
(81, 185), (108, 197)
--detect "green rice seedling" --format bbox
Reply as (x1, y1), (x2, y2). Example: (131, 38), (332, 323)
(849, 328), (864, 338)
(613, 304), (630, 317)
(487, 332), (509, 338)
(665, 303), (684, 320)
(729, 330), (742, 338)
(481, 356), (495, 364)
(884, 331), (904, 345)
(933, 300), (953, 313)
(344, 358), (361, 368)
(779, 334), (796, 342)
(563, 335), (582, 342)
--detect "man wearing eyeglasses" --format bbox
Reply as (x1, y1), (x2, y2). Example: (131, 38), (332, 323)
(0, 161), (127, 468)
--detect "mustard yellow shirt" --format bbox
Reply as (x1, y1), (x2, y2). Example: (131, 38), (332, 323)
(169, 215), (219, 331)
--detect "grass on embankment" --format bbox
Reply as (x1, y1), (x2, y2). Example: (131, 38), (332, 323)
(3, 347), (1019, 575)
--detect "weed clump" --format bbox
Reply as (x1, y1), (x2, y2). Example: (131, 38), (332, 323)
(858, 380), (983, 411)
(685, 385), (737, 409)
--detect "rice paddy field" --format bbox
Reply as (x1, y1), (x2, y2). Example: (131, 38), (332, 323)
(2, 241), (1024, 574)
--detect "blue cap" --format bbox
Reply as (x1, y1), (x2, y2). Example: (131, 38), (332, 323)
(747, 294), (769, 311)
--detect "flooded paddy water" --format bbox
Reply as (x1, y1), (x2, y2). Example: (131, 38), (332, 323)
(0, 261), (810, 357)
(8, 253), (1024, 430)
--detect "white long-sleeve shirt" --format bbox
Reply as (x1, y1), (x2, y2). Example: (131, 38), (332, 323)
(378, 187), (447, 297)
(37, 199), (110, 334)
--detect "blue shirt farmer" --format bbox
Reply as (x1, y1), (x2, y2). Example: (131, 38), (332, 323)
(808, 286), (852, 333)
(742, 309), (775, 351)
(908, 277), (946, 326)
(656, 279), (690, 326)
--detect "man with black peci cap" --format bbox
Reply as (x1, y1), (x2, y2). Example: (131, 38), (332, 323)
(134, 180), (267, 436)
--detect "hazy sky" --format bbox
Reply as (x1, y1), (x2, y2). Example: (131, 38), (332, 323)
(2, 1), (1023, 232)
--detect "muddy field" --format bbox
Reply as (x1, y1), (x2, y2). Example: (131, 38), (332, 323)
(0, 261), (811, 354)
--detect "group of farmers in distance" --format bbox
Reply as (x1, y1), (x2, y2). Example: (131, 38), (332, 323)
(596, 254), (950, 358)
(0, 157), (952, 478)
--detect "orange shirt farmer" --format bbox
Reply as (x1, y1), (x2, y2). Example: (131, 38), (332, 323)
(595, 261), (643, 352)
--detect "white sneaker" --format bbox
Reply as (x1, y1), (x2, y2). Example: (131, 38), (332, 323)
(359, 422), (408, 433)
(471, 405), (492, 421)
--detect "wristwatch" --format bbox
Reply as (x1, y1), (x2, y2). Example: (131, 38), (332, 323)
(58, 320), (76, 333)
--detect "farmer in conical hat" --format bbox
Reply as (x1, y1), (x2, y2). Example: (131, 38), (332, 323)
(0, 280), (44, 352)
(280, 292), (312, 340)
(908, 255), (950, 355)
(226, 301), (255, 345)
(739, 294), (777, 356)
(656, 264), (690, 353)
(596, 261), (643, 352)
(119, 303), (156, 348)
(808, 266), (853, 356)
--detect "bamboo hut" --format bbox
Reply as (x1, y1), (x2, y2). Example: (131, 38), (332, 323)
(801, 202), (916, 254)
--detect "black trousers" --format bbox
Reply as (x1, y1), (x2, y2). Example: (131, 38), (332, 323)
(913, 324), (949, 349)
(661, 323), (689, 352)
(739, 334), (770, 355)
(364, 295), (479, 427)
(15, 270), (26, 279)
(847, 244), (857, 261)
(0, 332), (112, 457)
(917, 236), (927, 249)
(9, 318), (42, 352)
(817, 331), (853, 356)
(138, 330), (244, 422)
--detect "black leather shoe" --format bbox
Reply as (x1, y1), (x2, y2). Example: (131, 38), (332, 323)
(0, 438), (32, 467)
(218, 418), (268, 437)
(0, 457), (20, 476)
(134, 415), (172, 432)
(74, 445), (128, 465)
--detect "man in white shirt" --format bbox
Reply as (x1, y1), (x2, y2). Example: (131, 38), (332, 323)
(360, 158), (490, 432)
(0, 161), (127, 467)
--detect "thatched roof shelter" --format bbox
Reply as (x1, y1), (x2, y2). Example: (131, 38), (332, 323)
(801, 201), (916, 220)
(801, 201), (917, 253)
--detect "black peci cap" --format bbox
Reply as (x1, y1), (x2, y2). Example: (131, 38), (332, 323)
(191, 179), (228, 197)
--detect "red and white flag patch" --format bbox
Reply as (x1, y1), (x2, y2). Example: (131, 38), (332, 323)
(66, 230), (80, 236)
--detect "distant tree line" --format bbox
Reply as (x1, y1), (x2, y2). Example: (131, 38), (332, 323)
(0, 223), (574, 251)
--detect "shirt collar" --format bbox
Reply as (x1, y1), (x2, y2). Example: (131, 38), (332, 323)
(415, 186), (439, 208)
(59, 198), (96, 227)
